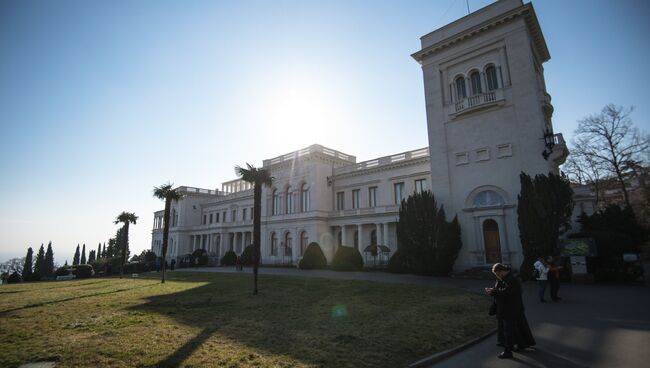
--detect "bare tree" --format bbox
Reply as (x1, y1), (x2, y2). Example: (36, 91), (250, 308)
(573, 104), (649, 207)
(563, 147), (607, 207)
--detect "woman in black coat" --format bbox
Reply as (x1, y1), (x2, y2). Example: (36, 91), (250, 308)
(486, 263), (535, 359)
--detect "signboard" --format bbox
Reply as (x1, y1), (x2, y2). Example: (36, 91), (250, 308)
(560, 238), (597, 257)
(570, 256), (588, 274)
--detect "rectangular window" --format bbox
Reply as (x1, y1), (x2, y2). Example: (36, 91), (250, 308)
(203, 215), (207, 225)
(216, 213), (220, 223)
(209, 214), (213, 224)
(232, 210), (237, 222)
(222, 211), (226, 223)
(415, 179), (427, 193)
(242, 208), (247, 221)
(368, 187), (377, 207)
(352, 189), (360, 209)
(336, 192), (345, 210)
(394, 182), (405, 204)
(250, 207), (254, 220)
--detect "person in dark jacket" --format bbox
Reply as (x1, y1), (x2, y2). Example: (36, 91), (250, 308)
(486, 263), (535, 359)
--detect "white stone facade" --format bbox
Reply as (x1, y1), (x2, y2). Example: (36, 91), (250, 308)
(152, 0), (577, 271)
(151, 145), (431, 266)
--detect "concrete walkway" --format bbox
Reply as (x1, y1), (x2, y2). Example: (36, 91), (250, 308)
(185, 266), (650, 368)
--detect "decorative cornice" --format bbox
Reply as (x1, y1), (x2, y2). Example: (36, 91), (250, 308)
(333, 156), (430, 180)
(412, 3), (549, 64)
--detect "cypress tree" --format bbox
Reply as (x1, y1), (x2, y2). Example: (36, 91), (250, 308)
(97, 243), (102, 259)
(45, 242), (54, 277)
(102, 243), (106, 258)
(73, 244), (80, 265)
(23, 247), (34, 281)
(88, 250), (96, 263)
(80, 244), (86, 264)
(517, 172), (574, 279)
(34, 244), (46, 280)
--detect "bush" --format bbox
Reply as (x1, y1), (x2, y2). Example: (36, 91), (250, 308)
(55, 264), (94, 278)
(299, 242), (327, 269)
(331, 246), (363, 271)
(123, 262), (149, 274)
(6, 271), (22, 283)
(241, 245), (253, 266)
(220, 251), (237, 266)
(388, 251), (409, 274)
(191, 249), (209, 267)
(569, 231), (640, 282)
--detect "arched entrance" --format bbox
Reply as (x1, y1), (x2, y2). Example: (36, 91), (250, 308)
(483, 219), (501, 263)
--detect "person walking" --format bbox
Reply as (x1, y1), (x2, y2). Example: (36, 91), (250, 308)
(170, 259), (176, 271)
(534, 257), (549, 302)
(547, 257), (562, 301)
(486, 263), (533, 359)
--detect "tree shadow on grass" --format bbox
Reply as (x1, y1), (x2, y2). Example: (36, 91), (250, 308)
(131, 273), (491, 368)
(0, 282), (159, 317)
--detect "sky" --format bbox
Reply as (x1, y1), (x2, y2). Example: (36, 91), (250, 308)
(1, 0), (649, 265)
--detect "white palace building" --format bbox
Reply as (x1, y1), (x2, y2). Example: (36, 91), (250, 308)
(151, 0), (574, 271)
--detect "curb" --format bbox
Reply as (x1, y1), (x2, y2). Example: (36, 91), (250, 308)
(408, 328), (497, 368)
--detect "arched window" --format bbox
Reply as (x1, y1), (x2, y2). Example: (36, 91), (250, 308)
(470, 71), (482, 95)
(300, 183), (310, 212)
(272, 189), (280, 215)
(286, 186), (293, 214)
(270, 232), (277, 256)
(473, 190), (505, 208)
(284, 232), (292, 256)
(300, 231), (308, 255)
(486, 65), (499, 91)
(455, 76), (467, 100)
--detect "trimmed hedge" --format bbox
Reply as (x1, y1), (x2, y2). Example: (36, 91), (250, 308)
(299, 242), (327, 270)
(220, 251), (237, 266)
(331, 245), (363, 271)
(241, 245), (253, 266)
(56, 264), (94, 278)
(123, 262), (149, 274)
(191, 249), (209, 267)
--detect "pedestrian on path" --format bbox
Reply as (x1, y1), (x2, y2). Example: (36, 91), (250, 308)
(486, 263), (534, 359)
(547, 257), (562, 301)
(534, 257), (549, 302)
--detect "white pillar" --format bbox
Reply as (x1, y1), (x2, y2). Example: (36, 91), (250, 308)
(341, 225), (347, 246)
(383, 222), (390, 249)
(357, 224), (364, 253)
(376, 223), (382, 245)
(240, 232), (245, 252)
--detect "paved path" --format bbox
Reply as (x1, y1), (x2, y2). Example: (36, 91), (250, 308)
(185, 266), (650, 368)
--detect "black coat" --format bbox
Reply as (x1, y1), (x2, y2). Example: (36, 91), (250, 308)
(490, 273), (523, 320)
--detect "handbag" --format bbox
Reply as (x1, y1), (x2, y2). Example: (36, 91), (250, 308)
(488, 300), (497, 316)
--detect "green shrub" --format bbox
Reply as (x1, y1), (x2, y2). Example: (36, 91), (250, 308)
(388, 251), (409, 273)
(220, 251), (237, 266)
(299, 242), (327, 269)
(55, 264), (94, 278)
(55, 266), (73, 277)
(240, 245), (254, 266)
(74, 264), (94, 278)
(191, 249), (209, 267)
(7, 271), (22, 283)
(123, 262), (149, 274)
(331, 246), (363, 271)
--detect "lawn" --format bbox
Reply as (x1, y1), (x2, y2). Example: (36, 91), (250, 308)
(0, 272), (493, 368)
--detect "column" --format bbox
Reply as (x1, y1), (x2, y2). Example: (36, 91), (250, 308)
(240, 232), (245, 252)
(357, 224), (364, 253)
(376, 223), (382, 245)
(383, 222), (390, 250)
(341, 225), (347, 246)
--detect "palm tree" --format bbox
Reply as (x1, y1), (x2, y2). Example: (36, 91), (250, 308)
(235, 163), (273, 295)
(114, 211), (138, 278)
(153, 183), (183, 283)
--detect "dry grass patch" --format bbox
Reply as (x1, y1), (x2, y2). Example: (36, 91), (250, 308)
(0, 272), (493, 367)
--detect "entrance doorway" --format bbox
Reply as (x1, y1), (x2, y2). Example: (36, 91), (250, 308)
(483, 219), (502, 264)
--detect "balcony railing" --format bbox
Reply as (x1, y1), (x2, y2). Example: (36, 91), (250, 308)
(451, 89), (504, 115)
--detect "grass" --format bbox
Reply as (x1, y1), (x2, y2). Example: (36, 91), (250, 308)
(0, 272), (493, 368)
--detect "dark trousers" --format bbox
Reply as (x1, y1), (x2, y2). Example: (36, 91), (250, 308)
(537, 280), (548, 301)
(498, 318), (515, 352)
(549, 279), (560, 300)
